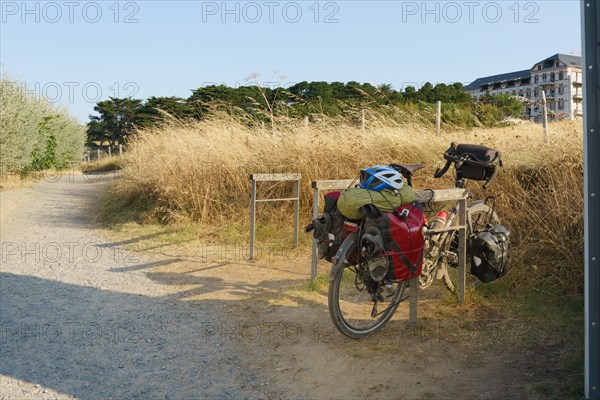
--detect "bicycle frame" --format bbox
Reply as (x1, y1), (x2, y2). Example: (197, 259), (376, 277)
(324, 142), (504, 337)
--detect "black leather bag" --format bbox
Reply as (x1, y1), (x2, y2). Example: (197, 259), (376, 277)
(455, 144), (501, 181)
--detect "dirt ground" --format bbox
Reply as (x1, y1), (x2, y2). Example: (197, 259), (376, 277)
(0, 172), (568, 399)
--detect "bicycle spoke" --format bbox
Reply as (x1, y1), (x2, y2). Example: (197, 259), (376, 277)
(329, 242), (407, 338)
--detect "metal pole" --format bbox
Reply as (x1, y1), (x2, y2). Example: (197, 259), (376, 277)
(311, 188), (320, 281)
(249, 179), (257, 261)
(293, 179), (300, 247)
(436, 100), (442, 136)
(457, 197), (467, 303)
(542, 90), (549, 144)
(582, 1), (599, 398)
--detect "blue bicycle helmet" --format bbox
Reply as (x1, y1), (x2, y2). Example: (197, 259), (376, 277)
(359, 165), (404, 191)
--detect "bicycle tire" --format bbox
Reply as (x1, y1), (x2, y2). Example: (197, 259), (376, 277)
(442, 202), (500, 293)
(328, 234), (406, 339)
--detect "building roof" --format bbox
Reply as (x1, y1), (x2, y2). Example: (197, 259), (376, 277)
(464, 53), (582, 92)
(531, 53), (582, 69)
(464, 69), (530, 91)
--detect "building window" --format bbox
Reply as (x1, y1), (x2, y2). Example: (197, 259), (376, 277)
(538, 65), (541, 71)
(534, 75), (539, 83)
(526, 88), (531, 97)
(550, 88), (555, 97)
(555, 61), (560, 67)
(558, 100), (564, 110)
(558, 85), (564, 95)
(534, 88), (539, 98)
(559, 70), (564, 80)
(542, 73), (547, 82)
(550, 72), (555, 82)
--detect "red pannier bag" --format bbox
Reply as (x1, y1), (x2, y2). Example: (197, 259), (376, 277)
(362, 202), (426, 282)
(387, 203), (426, 281)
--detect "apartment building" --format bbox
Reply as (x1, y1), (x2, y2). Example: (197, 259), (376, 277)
(464, 54), (583, 121)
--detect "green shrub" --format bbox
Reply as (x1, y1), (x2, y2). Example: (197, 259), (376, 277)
(0, 75), (86, 173)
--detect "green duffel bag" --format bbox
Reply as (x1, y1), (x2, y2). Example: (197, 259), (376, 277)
(337, 186), (417, 220)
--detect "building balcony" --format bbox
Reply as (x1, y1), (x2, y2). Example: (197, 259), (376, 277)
(572, 80), (583, 86)
(573, 94), (583, 102)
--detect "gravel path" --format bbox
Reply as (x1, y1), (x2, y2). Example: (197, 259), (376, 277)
(0, 172), (276, 399)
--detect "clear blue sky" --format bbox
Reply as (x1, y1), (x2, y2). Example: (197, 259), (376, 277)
(0, 0), (582, 122)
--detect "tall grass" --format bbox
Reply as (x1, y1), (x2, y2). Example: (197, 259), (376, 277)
(105, 114), (584, 293)
(0, 75), (86, 174)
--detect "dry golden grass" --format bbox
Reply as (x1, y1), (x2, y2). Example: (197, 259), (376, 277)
(104, 114), (584, 293)
(0, 173), (34, 190)
(0, 168), (80, 190)
(80, 156), (127, 174)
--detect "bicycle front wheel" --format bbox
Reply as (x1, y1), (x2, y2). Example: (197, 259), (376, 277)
(443, 202), (500, 292)
(328, 235), (406, 339)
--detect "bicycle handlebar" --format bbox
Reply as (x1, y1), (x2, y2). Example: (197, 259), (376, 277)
(482, 165), (498, 190)
(434, 159), (452, 178)
(434, 142), (457, 179)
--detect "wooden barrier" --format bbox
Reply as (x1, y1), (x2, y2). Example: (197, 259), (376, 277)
(249, 173), (301, 261)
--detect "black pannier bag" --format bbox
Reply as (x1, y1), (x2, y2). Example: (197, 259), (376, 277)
(305, 192), (348, 262)
(454, 144), (502, 181)
(470, 224), (510, 282)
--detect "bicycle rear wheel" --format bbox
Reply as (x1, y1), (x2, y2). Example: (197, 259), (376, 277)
(328, 236), (406, 339)
(443, 202), (499, 292)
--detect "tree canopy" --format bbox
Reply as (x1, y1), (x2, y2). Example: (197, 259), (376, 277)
(86, 81), (522, 145)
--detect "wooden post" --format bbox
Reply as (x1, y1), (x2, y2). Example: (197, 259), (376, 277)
(97, 149), (100, 161)
(293, 179), (300, 247)
(249, 173), (302, 262)
(249, 179), (257, 261)
(542, 90), (549, 144)
(436, 100), (442, 136)
(108, 146), (112, 158)
(303, 116), (309, 128)
(311, 187), (320, 281)
(457, 197), (467, 303)
(119, 144), (123, 156)
(408, 277), (418, 328)
(361, 109), (365, 130)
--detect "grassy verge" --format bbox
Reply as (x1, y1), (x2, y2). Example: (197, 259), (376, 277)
(428, 279), (583, 399)
(99, 117), (583, 294)
(0, 168), (77, 190)
(81, 156), (127, 174)
(276, 267), (583, 400)
(94, 117), (584, 398)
